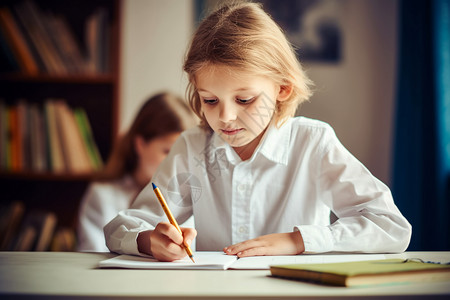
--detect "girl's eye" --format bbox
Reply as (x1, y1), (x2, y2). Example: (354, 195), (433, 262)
(203, 98), (218, 105)
(236, 97), (255, 104)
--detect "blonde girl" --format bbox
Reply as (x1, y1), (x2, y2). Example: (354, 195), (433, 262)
(105, 2), (411, 261)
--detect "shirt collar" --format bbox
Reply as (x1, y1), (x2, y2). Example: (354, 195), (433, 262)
(209, 118), (291, 165)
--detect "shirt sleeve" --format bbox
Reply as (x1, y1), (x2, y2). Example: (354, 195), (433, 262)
(104, 136), (194, 256)
(297, 126), (412, 253)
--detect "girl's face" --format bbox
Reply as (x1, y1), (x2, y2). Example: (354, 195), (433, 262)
(196, 64), (289, 158)
(135, 132), (180, 184)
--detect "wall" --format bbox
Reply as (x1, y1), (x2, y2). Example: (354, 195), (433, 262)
(119, 0), (194, 132)
(299, 0), (398, 184)
(120, 0), (398, 185)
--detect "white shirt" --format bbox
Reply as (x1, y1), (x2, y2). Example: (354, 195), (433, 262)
(78, 175), (139, 252)
(104, 117), (411, 256)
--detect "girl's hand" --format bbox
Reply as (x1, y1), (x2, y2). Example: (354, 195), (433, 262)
(137, 222), (197, 262)
(223, 231), (305, 258)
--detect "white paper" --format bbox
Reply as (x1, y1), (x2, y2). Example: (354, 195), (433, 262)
(99, 252), (386, 270)
(98, 252), (238, 270)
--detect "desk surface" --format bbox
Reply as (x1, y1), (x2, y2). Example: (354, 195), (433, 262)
(0, 251), (449, 299)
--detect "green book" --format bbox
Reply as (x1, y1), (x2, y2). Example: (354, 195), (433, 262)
(270, 259), (450, 287)
(73, 108), (103, 170)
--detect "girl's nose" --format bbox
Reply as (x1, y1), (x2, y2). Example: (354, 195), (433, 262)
(219, 103), (237, 123)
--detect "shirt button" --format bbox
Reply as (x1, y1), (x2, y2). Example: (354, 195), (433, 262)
(238, 184), (246, 192)
(238, 226), (247, 234)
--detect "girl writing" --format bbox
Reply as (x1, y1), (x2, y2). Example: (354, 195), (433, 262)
(104, 2), (411, 261)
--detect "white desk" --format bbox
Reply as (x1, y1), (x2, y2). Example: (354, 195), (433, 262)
(0, 251), (449, 299)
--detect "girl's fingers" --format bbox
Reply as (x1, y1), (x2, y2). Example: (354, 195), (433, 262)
(224, 238), (264, 255)
(181, 227), (197, 246)
(155, 222), (183, 244)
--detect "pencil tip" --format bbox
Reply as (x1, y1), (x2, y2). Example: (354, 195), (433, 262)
(190, 256), (195, 263)
(152, 182), (156, 189)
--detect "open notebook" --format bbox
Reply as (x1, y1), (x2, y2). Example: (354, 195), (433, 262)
(98, 252), (386, 270)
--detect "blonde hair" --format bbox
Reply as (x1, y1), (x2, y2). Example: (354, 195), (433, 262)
(184, 1), (313, 128)
(96, 92), (197, 181)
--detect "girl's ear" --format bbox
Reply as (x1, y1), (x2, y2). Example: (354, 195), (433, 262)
(277, 84), (293, 102)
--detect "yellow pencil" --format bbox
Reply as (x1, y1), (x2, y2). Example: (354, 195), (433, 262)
(152, 182), (195, 263)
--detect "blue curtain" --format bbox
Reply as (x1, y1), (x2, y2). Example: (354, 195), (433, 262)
(392, 0), (450, 250)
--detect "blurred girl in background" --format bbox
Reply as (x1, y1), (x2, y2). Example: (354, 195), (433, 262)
(77, 92), (197, 251)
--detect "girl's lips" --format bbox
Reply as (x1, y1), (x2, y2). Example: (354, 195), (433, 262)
(221, 128), (243, 135)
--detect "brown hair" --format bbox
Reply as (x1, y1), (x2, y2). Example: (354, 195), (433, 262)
(183, 1), (313, 129)
(96, 92), (196, 181)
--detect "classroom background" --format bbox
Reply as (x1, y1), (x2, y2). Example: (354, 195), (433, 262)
(0, 0), (448, 252)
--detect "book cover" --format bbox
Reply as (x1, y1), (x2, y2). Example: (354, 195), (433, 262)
(44, 100), (66, 172)
(45, 12), (87, 74)
(2, 104), (11, 170)
(0, 24), (20, 72)
(0, 100), (7, 170)
(13, 210), (57, 251)
(34, 211), (57, 251)
(270, 259), (450, 287)
(73, 108), (103, 170)
(13, 225), (36, 251)
(50, 227), (76, 251)
(13, 0), (66, 74)
(0, 7), (38, 74)
(54, 101), (93, 173)
(16, 100), (29, 170)
(85, 8), (109, 74)
(0, 201), (25, 250)
(8, 105), (19, 171)
(28, 103), (47, 171)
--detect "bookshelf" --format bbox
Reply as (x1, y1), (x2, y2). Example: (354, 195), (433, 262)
(0, 0), (121, 238)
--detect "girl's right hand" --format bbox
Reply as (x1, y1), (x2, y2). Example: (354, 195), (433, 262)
(137, 222), (197, 262)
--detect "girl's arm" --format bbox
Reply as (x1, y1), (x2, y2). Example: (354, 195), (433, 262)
(298, 125), (412, 254)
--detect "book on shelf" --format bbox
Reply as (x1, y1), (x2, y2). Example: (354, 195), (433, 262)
(0, 100), (7, 170)
(44, 100), (66, 172)
(54, 100), (93, 173)
(45, 12), (87, 74)
(0, 201), (76, 252)
(12, 209), (57, 251)
(0, 0), (112, 75)
(50, 227), (76, 252)
(16, 100), (29, 170)
(13, 0), (66, 75)
(8, 104), (20, 171)
(74, 108), (103, 170)
(29, 103), (47, 171)
(0, 201), (25, 250)
(269, 259), (450, 287)
(0, 99), (102, 174)
(0, 6), (38, 74)
(0, 27), (19, 72)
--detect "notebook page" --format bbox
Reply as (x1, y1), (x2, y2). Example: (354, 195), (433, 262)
(99, 252), (238, 270)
